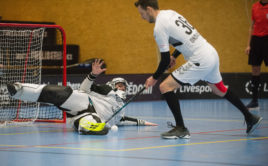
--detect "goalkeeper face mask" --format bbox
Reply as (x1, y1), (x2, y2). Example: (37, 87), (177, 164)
(115, 82), (127, 91)
(115, 89), (127, 100)
(78, 113), (109, 135)
(107, 77), (128, 100)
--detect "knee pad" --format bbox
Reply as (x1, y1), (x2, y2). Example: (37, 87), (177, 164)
(38, 85), (73, 106)
(215, 81), (228, 93)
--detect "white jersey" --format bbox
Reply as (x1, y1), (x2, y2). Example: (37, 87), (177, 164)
(154, 10), (210, 61)
(77, 77), (125, 126)
(88, 90), (124, 126)
(154, 10), (222, 85)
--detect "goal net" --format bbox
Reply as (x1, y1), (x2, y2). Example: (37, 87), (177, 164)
(0, 23), (67, 126)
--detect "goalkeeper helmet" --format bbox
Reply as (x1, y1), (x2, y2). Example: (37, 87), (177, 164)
(107, 77), (128, 99)
(78, 113), (108, 135)
(107, 77), (128, 90)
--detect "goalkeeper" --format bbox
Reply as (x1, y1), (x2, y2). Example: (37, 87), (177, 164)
(7, 59), (157, 135)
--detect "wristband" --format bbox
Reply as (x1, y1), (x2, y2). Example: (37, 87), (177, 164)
(172, 50), (181, 58)
(87, 72), (97, 80)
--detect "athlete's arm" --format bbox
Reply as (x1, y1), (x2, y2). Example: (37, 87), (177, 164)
(145, 51), (170, 88)
(246, 21), (254, 55)
(80, 59), (107, 93)
(145, 22), (170, 87)
(152, 51), (170, 79)
(118, 116), (157, 126)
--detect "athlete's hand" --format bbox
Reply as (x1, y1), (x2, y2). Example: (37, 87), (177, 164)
(91, 59), (107, 75)
(245, 46), (250, 55)
(145, 76), (157, 89)
(169, 56), (176, 68)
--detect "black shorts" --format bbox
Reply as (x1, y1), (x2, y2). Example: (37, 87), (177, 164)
(248, 35), (268, 66)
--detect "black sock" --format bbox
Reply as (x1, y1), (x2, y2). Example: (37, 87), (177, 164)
(251, 75), (260, 102)
(162, 91), (185, 128)
(224, 89), (252, 120)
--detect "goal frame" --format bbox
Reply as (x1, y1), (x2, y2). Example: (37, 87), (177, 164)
(0, 23), (67, 123)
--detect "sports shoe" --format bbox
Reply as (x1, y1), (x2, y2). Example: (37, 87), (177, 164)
(6, 83), (21, 96)
(246, 114), (263, 135)
(161, 122), (190, 139)
(246, 100), (259, 110)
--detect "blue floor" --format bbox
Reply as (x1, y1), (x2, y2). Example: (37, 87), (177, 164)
(0, 99), (268, 166)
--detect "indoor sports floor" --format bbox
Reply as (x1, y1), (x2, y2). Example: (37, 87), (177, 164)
(1, 99), (268, 166)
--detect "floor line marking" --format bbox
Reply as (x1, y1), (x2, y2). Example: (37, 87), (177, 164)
(0, 129), (73, 135)
(2, 126), (268, 136)
(135, 116), (268, 123)
(1, 136), (267, 152)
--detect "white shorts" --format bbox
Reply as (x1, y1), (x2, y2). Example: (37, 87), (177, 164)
(172, 46), (222, 85)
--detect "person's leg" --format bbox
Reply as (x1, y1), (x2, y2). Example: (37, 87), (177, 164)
(8, 82), (73, 108)
(160, 75), (185, 128)
(208, 81), (262, 134)
(38, 85), (73, 106)
(7, 82), (92, 116)
(247, 35), (264, 109)
(159, 75), (190, 139)
(7, 82), (46, 102)
(209, 82), (251, 118)
(247, 65), (261, 110)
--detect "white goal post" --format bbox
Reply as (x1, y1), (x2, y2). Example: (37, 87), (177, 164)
(0, 23), (67, 125)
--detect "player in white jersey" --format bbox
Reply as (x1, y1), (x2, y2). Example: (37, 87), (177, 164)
(7, 59), (157, 135)
(135, 0), (262, 139)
